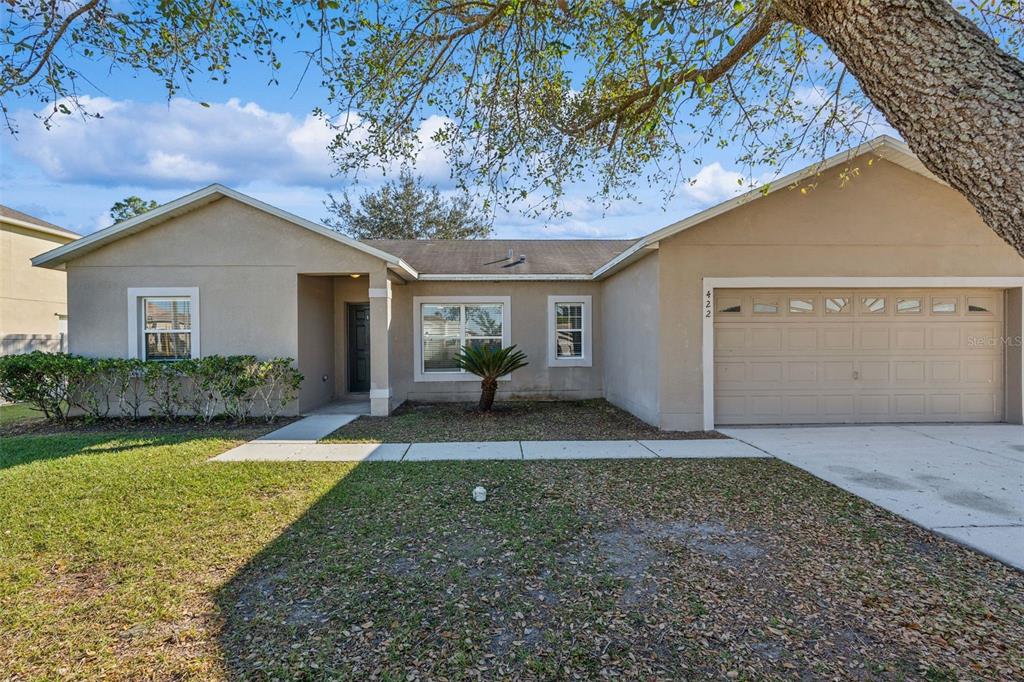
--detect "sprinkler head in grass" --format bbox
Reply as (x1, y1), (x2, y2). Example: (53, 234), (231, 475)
(472, 486), (487, 503)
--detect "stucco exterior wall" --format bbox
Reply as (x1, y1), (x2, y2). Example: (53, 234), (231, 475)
(64, 197), (388, 414)
(388, 280), (604, 403)
(655, 156), (1024, 429)
(602, 252), (660, 425)
(1, 223), (71, 340)
(297, 275), (335, 412)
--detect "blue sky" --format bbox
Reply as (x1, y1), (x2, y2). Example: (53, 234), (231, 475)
(0, 28), (894, 239)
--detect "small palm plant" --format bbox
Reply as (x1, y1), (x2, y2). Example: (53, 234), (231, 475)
(454, 344), (528, 412)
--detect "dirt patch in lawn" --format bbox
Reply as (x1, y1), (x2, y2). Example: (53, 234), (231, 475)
(215, 459), (1024, 680)
(322, 399), (724, 442)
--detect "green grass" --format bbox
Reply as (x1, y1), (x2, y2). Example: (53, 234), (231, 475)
(323, 399), (723, 442)
(0, 401), (45, 427)
(1, 429), (1022, 679)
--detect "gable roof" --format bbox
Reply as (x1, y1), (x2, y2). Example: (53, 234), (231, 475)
(593, 135), (937, 278)
(30, 135), (940, 280)
(31, 184), (418, 278)
(362, 239), (635, 279)
(1, 204), (80, 241)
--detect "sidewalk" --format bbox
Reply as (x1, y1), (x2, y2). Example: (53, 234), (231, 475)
(211, 437), (768, 462)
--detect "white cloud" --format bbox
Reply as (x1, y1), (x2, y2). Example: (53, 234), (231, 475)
(5, 97), (453, 189)
(681, 162), (747, 204)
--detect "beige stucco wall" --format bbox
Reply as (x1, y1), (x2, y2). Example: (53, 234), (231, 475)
(655, 156), (1024, 429)
(602, 252), (660, 425)
(388, 280), (605, 403)
(297, 275), (335, 411)
(65, 197), (388, 414)
(1, 223), (72, 340)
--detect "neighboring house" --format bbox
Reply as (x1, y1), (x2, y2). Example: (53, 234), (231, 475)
(31, 136), (1024, 429)
(1, 205), (79, 355)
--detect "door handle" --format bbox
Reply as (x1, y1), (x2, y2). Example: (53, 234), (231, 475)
(852, 370), (860, 380)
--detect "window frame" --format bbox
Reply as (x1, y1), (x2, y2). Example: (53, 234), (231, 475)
(413, 296), (512, 382)
(127, 287), (200, 361)
(547, 295), (593, 367)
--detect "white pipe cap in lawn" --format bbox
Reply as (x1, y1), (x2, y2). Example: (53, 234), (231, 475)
(472, 486), (487, 503)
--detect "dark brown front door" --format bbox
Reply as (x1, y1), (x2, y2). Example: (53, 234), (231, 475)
(348, 303), (370, 392)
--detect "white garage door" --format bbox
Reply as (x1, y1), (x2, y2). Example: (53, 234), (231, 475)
(714, 289), (1005, 424)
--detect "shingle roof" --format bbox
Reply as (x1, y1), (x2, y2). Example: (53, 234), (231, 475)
(0, 204), (79, 235)
(361, 239), (636, 276)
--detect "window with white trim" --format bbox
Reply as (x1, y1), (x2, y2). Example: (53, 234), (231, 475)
(421, 302), (504, 374)
(127, 287), (200, 361)
(547, 295), (592, 367)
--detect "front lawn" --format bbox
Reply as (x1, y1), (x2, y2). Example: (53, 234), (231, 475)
(0, 401), (45, 428)
(2, 431), (1022, 679)
(323, 399), (723, 442)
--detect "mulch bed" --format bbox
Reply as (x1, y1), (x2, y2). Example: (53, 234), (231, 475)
(323, 399), (724, 442)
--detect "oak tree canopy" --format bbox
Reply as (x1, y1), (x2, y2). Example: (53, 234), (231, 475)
(3, 1), (1022, 251)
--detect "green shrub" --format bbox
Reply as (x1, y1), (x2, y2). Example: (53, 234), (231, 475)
(453, 344), (529, 411)
(0, 353), (303, 423)
(142, 361), (187, 420)
(0, 352), (87, 421)
(254, 358), (304, 422)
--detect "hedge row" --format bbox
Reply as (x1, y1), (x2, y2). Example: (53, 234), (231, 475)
(0, 352), (303, 423)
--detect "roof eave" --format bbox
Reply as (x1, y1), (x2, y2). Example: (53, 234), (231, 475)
(2, 215), (80, 241)
(417, 273), (593, 281)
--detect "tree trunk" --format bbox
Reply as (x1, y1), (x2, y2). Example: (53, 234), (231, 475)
(478, 377), (497, 412)
(777, 0), (1024, 255)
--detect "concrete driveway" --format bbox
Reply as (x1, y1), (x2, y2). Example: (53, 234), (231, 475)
(720, 424), (1024, 571)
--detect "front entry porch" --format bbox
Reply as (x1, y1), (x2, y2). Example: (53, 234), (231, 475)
(296, 268), (394, 417)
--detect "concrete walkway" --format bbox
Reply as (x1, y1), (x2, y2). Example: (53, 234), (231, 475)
(722, 424), (1024, 571)
(212, 436), (767, 462)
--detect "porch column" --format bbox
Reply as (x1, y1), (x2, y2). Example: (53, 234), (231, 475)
(368, 269), (392, 416)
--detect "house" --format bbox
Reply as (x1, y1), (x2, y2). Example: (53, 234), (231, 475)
(1, 205), (79, 355)
(31, 136), (1024, 429)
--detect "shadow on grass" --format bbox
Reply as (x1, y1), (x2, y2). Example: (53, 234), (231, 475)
(0, 435), (174, 471)
(0, 418), (290, 471)
(211, 456), (1024, 681)
(213, 459), (599, 679)
(0, 432), (240, 471)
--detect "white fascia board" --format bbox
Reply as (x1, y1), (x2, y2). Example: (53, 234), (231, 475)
(417, 273), (593, 281)
(593, 135), (930, 280)
(30, 183), (417, 279)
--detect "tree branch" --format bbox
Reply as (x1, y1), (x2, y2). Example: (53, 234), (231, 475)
(558, 8), (779, 138)
(2, 0), (101, 96)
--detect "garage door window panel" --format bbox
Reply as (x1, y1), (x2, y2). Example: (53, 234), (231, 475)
(753, 297), (780, 314)
(825, 297), (850, 314)
(789, 297), (815, 314)
(896, 297), (922, 314)
(861, 297), (887, 314)
(931, 297), (957, 314)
